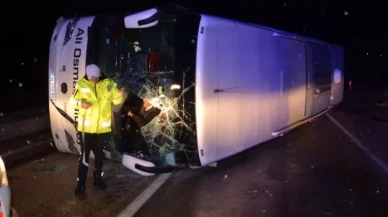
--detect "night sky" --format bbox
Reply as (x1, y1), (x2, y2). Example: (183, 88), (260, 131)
(1, 0), (386, 112)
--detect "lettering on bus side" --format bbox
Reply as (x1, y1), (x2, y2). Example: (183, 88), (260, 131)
(73, 28), (84, 147)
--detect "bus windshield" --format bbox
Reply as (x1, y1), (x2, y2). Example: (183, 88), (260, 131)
(87, 13), (201, 164)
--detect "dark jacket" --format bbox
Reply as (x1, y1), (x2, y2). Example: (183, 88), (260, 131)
(131, 106), (161, 130)
(120, 92), (161, 130)
(120, 103), (161, 154)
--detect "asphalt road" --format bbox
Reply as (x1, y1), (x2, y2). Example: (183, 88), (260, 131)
(5, 90), (388, 217)
(134, 111), (388, 217)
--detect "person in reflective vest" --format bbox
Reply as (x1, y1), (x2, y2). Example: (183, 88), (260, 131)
(69, 64), (124, 196)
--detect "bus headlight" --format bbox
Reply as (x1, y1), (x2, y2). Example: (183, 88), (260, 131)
(170, 84), (181, 90)
(64, 17), (80, 45)
(0, 157), (8, 187)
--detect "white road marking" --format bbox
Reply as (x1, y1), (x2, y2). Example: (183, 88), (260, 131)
(326, 113), (388, 173)
(117, 172), (173, 217)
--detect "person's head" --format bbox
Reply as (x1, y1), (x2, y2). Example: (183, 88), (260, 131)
(85, 64), (101, 84)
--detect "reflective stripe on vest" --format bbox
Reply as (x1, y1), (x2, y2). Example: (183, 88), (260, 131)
(78, 120), (91, 126)
(101, 121), (111, 128)
(81, 88), (91, 93)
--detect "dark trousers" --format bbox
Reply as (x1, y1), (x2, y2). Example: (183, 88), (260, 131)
(77, 132), (109, 186)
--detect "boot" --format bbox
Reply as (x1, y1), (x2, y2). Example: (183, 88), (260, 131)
(76, 156), (88, 196)
(74, 185), (86, 196)
(93, 170), (107, 190)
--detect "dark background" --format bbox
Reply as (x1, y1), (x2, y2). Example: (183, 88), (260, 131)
(1, 0), (386, 112)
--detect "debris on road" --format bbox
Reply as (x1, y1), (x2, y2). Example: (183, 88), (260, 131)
(208, 162), (217, 167)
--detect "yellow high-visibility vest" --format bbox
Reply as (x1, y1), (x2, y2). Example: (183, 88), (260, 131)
(69, 77), (124, 134)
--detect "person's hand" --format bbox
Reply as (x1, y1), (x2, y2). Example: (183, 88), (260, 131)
(81, 102), (91, 109)
(127, 111), (133, 116)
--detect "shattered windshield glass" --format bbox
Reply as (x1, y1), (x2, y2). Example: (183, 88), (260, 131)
(91, 13), (201, 165)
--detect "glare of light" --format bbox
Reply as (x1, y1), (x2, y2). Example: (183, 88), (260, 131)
(366, 52), (369, 55)
(170, 84), (181, 90)
(0, 157), (9, 187)
(151, 97), (160, 105)
(158, 86), (163, 95)
(333, 69), (342, 84)
(344, 11), (349, 16)
(380, 54), (383, 57)
(21, 62), (24, 65)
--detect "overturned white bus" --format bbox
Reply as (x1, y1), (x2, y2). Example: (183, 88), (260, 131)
(48, 4), (344, 176)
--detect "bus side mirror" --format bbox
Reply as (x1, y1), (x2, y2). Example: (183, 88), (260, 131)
(124, 8), (160, 29)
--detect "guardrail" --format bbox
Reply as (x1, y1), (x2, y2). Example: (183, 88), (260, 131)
(0, 107), (50, 142)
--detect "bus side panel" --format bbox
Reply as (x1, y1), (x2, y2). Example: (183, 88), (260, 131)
(275, 38), (307, 125)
